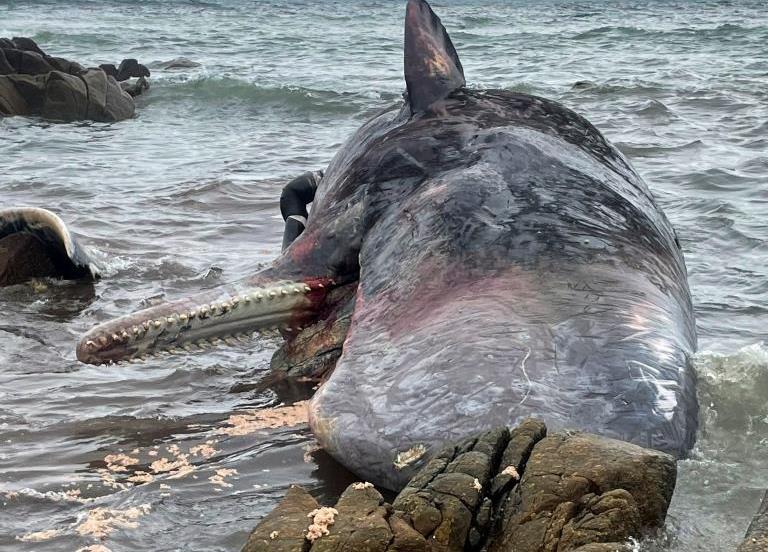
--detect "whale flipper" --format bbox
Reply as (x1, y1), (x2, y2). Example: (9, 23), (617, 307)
(404, 0), (465, 114)
(0, 207), (99, 286)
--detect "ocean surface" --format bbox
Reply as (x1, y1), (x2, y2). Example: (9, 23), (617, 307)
(1, 1), (767, 550)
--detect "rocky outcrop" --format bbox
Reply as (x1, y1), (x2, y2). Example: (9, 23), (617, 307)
(242, 421), (677, 552)
(739, 490), (768, 552)
(0, 36), (149, 122)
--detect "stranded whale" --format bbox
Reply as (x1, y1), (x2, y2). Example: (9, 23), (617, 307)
(77, 0), (697, 491)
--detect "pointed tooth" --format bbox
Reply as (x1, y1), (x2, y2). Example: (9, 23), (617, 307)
(153, 320), (163, 329)
(142, 321), (151, 330)
(99, 335), (108, 346)
(268, 291), (277, 299)
(280, 288), (289, 296)
(243, 295), (251, 304)
(132, 326), (141, 336)
(211, 338), (223, 346)
(179, 314), (189, 323)
(166, 316), (176, 325)
(86, 340), (96, 350)
(317, 283), (324, 289)
(224, 337), (237, 346)
(302, 284), (311, 293)
(121, 331), (130, 340)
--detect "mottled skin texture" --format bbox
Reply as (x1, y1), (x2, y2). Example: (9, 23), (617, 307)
(306, 89), (696, 490)
(77, 0), (697, 492)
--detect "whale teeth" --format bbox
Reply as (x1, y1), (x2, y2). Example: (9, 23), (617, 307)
(99, 335), (108, 346)
(120, 330), (130, 340)
(153, 320), (163, 329)
(86, 340), (96, 350)
(280, 288), (290, 296)
(224, 337), (238, 346)
(302, 284), (311, 293)
(316, 283), (324, 289)
(268, 290), (277, 299)
(142, 321), (151, 331)
(166, 316), (176, 325)
(179, 314), (189, 323)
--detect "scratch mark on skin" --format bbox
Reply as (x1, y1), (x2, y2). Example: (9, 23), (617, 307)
(519, 347), (532, 405)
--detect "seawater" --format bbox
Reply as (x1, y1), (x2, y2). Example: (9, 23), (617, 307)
(1, 1), (767, 550)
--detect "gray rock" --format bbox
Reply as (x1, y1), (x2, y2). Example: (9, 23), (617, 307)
(121, 75), (150, 98)
(158, 57), (201, 69)
(0, 76), (29, 115)
(0, 37), (141, 122)
(116, 58), (150, 81)
(310, 484), (392, 552)
(80, 68), (135, 122)
(41, 70), (88, 122)
(243, 424), (675, 552)
(738, 490), (768, 552)
(11, 37), (45, 55)
(393, 427), (510, 551)
(489, 431), (676, 552)
(0, 49), (13, 75)
(2, 48), (55, 75)
(241, 485), (318, 552)
(47, 56), (84, 75)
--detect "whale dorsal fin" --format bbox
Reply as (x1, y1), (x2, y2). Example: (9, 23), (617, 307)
(404, 0), (465, 114)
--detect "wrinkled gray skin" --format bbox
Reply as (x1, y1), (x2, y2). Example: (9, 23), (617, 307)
(78, 0), (697, 491)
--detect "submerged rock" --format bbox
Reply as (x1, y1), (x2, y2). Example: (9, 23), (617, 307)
(241, 421), (676, 552)
(0, 36), (149, 122)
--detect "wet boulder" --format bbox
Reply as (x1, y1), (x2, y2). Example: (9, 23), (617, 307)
(489, 432), (676, 551)
(241, 485), (319, 552)
(310, 484), (393, 552)
(115, 58), (150, 81)
(242, 422), (676, 552)
(739, 490), (768, 552)
(0, 36), (147, 122)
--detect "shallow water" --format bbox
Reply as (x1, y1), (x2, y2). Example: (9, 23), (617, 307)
(1, 1), (767, 550)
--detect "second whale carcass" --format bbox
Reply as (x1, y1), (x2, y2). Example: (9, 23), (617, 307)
(77, 0), (697, 491)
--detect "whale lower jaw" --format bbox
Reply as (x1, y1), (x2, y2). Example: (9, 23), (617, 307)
(76, 278), (337, 365)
